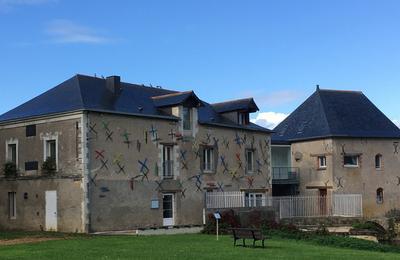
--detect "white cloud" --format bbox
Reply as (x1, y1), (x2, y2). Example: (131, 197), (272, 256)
(45, 19), (111, 44)
(251, 112), (288, 129)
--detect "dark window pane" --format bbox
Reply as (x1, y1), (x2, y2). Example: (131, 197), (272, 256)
(25, 161), (38, 171)
(26, 125), (36, 137)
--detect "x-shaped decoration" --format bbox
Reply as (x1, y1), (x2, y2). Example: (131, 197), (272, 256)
(217, 182), (224, 192)
(247, 176), (254, 188)
(236, 153), (243, 169)
(181, 161), (188, 170)
(336, 177), (344, 188)
(220, 156), (229, 174)
(179, 150), (187, 161)
(89, 123), (98, 136)
(95, 150), (105, 160)
(264, 138), (270, 149)
(234, 133), (242, 147)
(189, 174), (203, 192)
(116, 162), (125, 174)
(100, 159), (109, 170)
(155, 180), (164, 191)
(256, 159), (263, 174)
(222, 137), (230, 149)
(106, 131), (114, 142)
(241, 134), (247, 145)
(213, 137), (219, 148)
(230, 168), (239, 179)
(90, 173), (98, 186)
(113, 154), (123, 165)
(149, 125), (158, 138)
(138, 159), (150, 177)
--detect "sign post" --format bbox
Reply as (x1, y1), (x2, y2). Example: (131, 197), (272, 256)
(213, 212), (221, 241)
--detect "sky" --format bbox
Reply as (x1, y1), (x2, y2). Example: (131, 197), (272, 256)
(0, 0), (399, 129)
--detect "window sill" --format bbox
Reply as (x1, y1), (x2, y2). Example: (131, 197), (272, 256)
(317, 167), (327, 171)
(203, 170), (215, 174)
(344, 165), (359, 168)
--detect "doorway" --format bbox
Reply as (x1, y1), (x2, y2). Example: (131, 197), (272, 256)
(162, 193), (174, 226)
(45, 190), (57, 231)
(319, 189), (327, 216)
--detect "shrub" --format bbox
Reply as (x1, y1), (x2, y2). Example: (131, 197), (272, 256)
(3, 161), (18, 178)
(42, 157), (57, 176)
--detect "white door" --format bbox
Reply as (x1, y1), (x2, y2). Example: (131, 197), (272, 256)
(163, 194), (174, 226)
(45, 190), (57, 231)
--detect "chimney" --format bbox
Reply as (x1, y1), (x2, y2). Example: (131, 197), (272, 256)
(106, 75), (121, 95)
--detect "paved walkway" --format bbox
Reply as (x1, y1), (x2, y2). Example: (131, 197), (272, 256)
(92, 226), (203, 236)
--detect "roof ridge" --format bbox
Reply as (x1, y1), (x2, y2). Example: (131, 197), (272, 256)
(316, 90), (332, 135)
(319, 88), (363, 94)
(151, 90), (193, 99)
(211, 97), (254, 106)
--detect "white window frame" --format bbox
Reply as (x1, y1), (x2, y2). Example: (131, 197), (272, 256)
(8, 192), (16, 219)
(343, 155), (359, 168)
(318, 156), (327, 169)
(246, 149), (254, 174)
(203, 147), (214, 173)
(5, 139), (18, 166)
(162, 145), (174, 179)
(43, 136), (58, 171)
(245, 192), (265, 207)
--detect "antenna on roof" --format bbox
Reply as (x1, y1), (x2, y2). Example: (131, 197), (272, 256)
(316, 84), (320, 91)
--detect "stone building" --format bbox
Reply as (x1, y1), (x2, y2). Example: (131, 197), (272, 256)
(271, 87), (400, 218)
(0, 74), (272, 233)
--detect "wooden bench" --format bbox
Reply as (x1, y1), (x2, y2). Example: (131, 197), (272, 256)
(230, 228), (266, 248)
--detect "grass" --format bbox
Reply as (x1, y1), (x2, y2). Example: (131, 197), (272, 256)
(0, 232), (399, 259)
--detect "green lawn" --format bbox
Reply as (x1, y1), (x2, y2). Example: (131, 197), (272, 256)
(0, 233), (399, 259)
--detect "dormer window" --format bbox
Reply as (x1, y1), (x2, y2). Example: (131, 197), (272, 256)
(238, 112), (249, 125)
(182, 107), (192, 130)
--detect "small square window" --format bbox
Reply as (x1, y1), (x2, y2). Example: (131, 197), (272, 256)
(26, 125), (36, 137)
(318, 156), (327, 169)
(344, 155), (359, 167)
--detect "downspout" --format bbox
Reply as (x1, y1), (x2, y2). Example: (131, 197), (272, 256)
(81, 111), (91, 233)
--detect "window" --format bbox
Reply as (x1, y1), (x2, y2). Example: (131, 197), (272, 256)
(44, 138), (58, 170)
(8, 192), (16, 219)
(376, 188), (384, 204)
(318, 156), (327, 169)
(7, 143), (17, 165)
(238, 112), (249, 125)
(202, 147), (214, 172)
(182, 107), (192, 130)
(162, 145), (174, 178)
(245, 193), (265, 207)
(344, 155), (359, 167)
(375, 154), (382, 169)
(245, 149), (254, 174)
(26, 125), (36, 137)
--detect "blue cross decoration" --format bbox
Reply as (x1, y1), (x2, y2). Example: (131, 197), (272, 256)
(90, 173), (98, 186)
(220, 155), (229, 174)
(222, 137), (230, 149)
(217, 182), (224, 192)
(89, 123), (98, 136)
(256, 159), (263, 174)
(189, 174), (203, 192)
(213, 137), (219, 148)
(100, 187), (110, 192)
(138, 159), (150, 179)
(149, 125), (158, 139)
(234, 133), (242, 147)
(179, 150), (187, 161)
(116, 162), (125, 174)
(100, 159), (109, 170)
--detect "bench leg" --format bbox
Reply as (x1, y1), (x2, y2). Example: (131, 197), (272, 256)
(234, 239), (236, 247)
(243, 239), (245, 247)
(253, 239), (256, 247)
(262, 239), (265, 248)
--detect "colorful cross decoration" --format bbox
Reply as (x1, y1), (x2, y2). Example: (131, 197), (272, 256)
(102, 121), (110, 132)
(155, 180), (164, 191)
(234, 133), (242, 147)
(217, 182), (224, 192)
(95, 150), (105, 160)
(89, 123), (98, 136)
(116, 162), (125, 174)
(189, 174), (203, 192)
(100, 159), (109, 170)
(247, 176), (254, 188)
(230, 168), (239, 179)
(113, 154), (124, 165)
(336, 177), (344, 188)
(220, 155), (229, 174)
(122, 130), (132, 148)
(149, 125), (158, 139)
(236, 153), (243, 169)
(222, 137), (230, 149)
(138, 159), (150, 180)
(106, 131), (114, 142)
(213, 137), (219, 148)
(241, 134), (247, 145)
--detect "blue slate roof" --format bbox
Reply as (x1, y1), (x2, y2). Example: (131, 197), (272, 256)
(272, 88), (400, 143)
(212, 98), (259, 113)
(0, 74), (272, 133)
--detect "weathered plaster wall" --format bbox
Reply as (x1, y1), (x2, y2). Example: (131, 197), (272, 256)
(87, 111), (271, 232)
(0, 114), (86, 232)
(331, 138), (400, 218)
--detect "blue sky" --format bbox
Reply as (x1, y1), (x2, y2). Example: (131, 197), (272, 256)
(1, 0), (399, 128)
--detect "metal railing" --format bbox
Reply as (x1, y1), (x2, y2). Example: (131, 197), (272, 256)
(272, 167), (299, 180)
(162, 160), (174, 179)
(205, 192), (363, 219)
